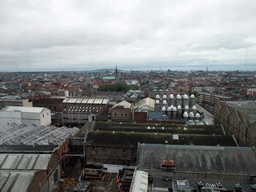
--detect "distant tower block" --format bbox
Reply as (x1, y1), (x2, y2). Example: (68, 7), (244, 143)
(155, 100), (160, 112)
(162, 106), (167, 115)
(183, 112), (188, 120)
(183, 94), (189, 108)
(184, 105), (189, 113)
(190, 94), (195, 106)
(195, 113), (201, 120)
(169, 94), (175, 106)
(189, 112), (194, 120)
(177, 105), (182, 117)
(176, 94), (182, 106)
(167, 106), (172, 119)
(172, 106), (177, 118)
(163, 100), (168, 108)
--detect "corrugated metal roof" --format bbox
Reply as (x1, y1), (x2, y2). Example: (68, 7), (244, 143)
(81, 98), (89, 103)
(0, 123), (79, 146)
(136, 97), (155, 111)
(67, 98), (78, 103)
(0, 170), (37, 192)
(130, 170), (148, 192)
(137, 144), (256, 175)
(112, 100), (132, 109)
(76, 98), (83, 103)
(63, 98), (69, 103)
(102, 99), (109, 105)
(87, 98), (95, 104)
(0, 154), (52, 170)
(2, 106), (45, 113)
(94, 98), (103, 104)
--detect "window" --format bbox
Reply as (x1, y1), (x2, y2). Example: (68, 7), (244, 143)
(125, 113), (127, 116)
(115, 113), (117, 116)
(53, 169), (58, 184)
(42, 114), (44, 118)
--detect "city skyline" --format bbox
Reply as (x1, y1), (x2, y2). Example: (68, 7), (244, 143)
(1, 0), (256, 72)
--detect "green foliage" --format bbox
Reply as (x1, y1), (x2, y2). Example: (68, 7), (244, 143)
(99, 83), (135, 92)
(188, 91), (199, 98)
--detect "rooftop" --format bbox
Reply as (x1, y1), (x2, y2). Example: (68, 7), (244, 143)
(137, 144), (256, 175)
(1, 106), (46, 113)
(0, 123), (79, 146)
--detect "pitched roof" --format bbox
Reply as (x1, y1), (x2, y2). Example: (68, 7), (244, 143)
(112, 100), (132, 109)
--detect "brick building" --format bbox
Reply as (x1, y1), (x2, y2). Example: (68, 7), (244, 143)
(110, 100), (133, 122)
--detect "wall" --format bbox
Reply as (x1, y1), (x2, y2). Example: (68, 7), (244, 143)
(86, 145), (137, 165)
(0, 111), (22, 125)
(110, 107), (133, 121)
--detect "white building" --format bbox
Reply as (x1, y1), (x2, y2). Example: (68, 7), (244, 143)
(0, 106), (51, 126)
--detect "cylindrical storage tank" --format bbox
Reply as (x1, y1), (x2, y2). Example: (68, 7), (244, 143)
(163, 100), (168, 108)
(189, 112), (194, 119)
(167, 107), (172, 119)
(169, 94), (175, 106)
(183, 94), (189, 108)
(163, 94), (167, 100)
(172, 107), (177, 118)
(155, 100), (160, 112)
(177, 105), (182, 117)
(183, 112), (188, 120)
(184, 105), (189, 112)
(176, 94), (182, 106)
(161, 106), (166, 115)
(192, 105), (197, 114)
(195, 113), (201, 119)
(190, 94), (195, 106)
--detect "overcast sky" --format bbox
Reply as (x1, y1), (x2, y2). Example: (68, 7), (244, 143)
(1, 0), (256, 72)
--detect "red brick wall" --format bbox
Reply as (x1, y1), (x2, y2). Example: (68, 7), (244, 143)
(134, 112), (147, 123)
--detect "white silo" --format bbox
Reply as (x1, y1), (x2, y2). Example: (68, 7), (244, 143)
(190, 94), (195, 106)
(163, 100), (168, 108)
(189, 112), (194, 120)
(176, 94), (182, 106)
(183, 94), (189, 108)
(172, 106), (177, 118)
(183, 111), (188, 120)
(156, 94), (160, 100)
(195, 113), (201, 120)
(167, 106), (172, 119)
(155, 100), (160, 112)
(192, 105), (197, 114)
(184, 105), (189, 113)
(177, 105), (182, 117)
(161, 106), (166, 115)
(163, 94), (167, 100)
(169, 94), (175, 106)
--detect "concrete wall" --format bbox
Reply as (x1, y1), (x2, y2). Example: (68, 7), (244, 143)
(0, 111), (22, 125)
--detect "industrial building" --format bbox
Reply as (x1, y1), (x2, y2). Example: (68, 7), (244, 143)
(0, 97), (32, 110)
(215, 100), (256, 147)
(85, 121), (236, 166)
(62, 97), (109, 126)
(0, 106), (51, 126)
(110, 100), (133, 122)
(154, 94), (202, 124)
(0, 123), (80, 192)
(136, 144), (256, 191)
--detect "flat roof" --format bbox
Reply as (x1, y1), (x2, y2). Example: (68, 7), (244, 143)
(1, 106), (45, 113)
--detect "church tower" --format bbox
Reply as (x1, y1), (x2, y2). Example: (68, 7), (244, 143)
(114, 65), (118, 78)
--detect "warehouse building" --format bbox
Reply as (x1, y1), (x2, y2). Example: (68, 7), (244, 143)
(0, 106), (51, 126)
